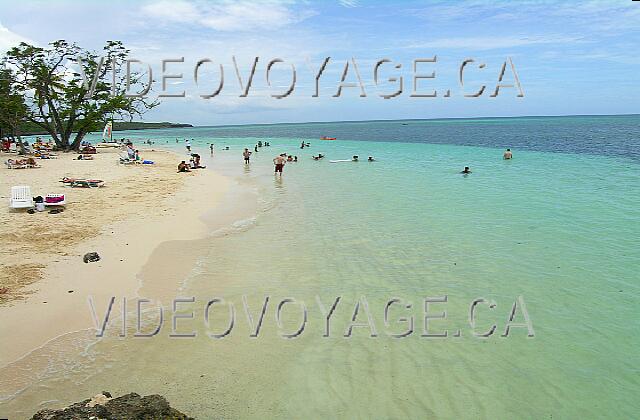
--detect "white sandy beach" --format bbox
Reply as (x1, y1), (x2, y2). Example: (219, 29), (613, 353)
(0, 148), (229, 367)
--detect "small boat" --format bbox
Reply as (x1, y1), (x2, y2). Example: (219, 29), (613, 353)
(95, 142), (121, 149)
(320, 136), (337, 140)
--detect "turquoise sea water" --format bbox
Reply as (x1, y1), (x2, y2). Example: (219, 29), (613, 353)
(2, 115), (639, 418)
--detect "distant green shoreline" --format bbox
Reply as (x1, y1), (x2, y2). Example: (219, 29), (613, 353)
(18, 121), (193, 136)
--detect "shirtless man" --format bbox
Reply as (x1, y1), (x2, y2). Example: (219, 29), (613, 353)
(273, 154), (286, 176)
(503, 148), (513, 159)
(243, 148), (252, 164)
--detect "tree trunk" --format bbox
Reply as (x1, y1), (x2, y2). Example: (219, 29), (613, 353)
(16, 135), (26, 155)
(71, 130), (88, 151)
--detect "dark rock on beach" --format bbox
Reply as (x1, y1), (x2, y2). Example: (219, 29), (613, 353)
(83, 252), (101, 263)
(30, 391), (194, 420)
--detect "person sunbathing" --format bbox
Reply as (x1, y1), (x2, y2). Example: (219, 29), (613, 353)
(7, 158), (38, 167)
(177, 161), (191, 173)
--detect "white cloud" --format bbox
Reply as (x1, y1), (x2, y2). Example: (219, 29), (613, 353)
(339, 0), (359, 7)
(410, 0), (640, 35)
(0, 22), (32, 53)
(140, 1), (199, 22)
(407, 35), (586, 51)
(141, 0), (315, 32)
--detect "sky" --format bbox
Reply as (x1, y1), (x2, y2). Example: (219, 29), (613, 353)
(0, 0), (638, 125)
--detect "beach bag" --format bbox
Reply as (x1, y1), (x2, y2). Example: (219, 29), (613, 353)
(45, 195), (64, 204)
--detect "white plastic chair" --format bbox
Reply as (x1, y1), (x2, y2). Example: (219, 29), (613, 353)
(9, 186), (33, 209)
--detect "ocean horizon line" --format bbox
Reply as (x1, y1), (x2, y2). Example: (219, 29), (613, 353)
(182, 112), (640, 130)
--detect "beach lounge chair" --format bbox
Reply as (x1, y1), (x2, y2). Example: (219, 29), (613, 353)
(71, 179), (104, 188)
(5, 159), (28, 169)
(44, 194), (66, 206)
(118, 153), (136, 164)
(9, 186), (33, 209)
(59, 177), (104, 188)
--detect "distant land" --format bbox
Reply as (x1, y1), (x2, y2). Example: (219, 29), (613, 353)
(18, 121), (193, 136)
(112, 121), (193, 131)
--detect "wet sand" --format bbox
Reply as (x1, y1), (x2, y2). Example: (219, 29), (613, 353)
(0, 149), (229, 367)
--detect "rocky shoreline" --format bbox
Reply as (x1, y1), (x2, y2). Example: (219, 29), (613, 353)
(30, 392), (193, 420)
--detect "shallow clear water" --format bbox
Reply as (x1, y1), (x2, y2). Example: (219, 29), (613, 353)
(3, 116), (639, 418)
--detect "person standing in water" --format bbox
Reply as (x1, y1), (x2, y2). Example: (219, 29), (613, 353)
(185, 139), (192, 152)
(503, 148), (513, 159)
(273, 154), (286, 176)
(461, 166), (472, 174)
(210, 144), (215, 155)
(243, 148), (252, 164)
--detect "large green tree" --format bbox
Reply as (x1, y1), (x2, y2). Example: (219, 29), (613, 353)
(2, 40), (157, 151)
(0, 67), (28, 153)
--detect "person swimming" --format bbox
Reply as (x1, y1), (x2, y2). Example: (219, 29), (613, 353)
(352, 155), (359, 162)
(461, 166), (472, 174)
(368, 156), (375, 161)
(503, 148), (513, 159)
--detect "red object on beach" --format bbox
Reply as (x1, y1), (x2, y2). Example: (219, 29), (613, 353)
(45, 195), (65, 204)
(320, 136), (337, 140)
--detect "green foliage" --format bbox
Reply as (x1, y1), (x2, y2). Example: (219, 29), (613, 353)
(2, 40), (158, 150)
(0, 68), (28, 137)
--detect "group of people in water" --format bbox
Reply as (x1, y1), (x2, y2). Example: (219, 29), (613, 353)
(178, 139), (514, 177)
(349, 155), (375, 162)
